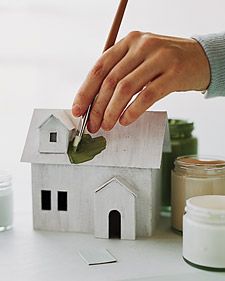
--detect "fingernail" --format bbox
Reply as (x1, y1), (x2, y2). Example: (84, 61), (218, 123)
(72, 104), (81, 116)
(88, 122), (97, 133)
(101, 121), (111, 131)
(120, 116), (129, 126)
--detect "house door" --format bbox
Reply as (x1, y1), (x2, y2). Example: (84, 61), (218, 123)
(108, 210), (121, 239)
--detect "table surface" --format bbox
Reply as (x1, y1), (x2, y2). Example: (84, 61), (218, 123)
(0, 210), (225, 281)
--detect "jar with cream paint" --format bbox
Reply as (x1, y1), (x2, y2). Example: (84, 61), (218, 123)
(0, 171), (13, 231)
(171, 156), (225, 232)
(161, 119), (198, 213)
(183, 195), (225, 271)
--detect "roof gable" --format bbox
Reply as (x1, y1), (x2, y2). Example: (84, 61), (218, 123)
(39, 112), (74, 131)
(95, 177), (137, 197)
(21, 108), (170, 169)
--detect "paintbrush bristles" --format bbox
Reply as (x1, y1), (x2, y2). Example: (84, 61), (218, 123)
(73, 135), (82, 152)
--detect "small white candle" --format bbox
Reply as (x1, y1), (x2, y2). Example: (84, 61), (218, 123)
(0, 171), (13, 231)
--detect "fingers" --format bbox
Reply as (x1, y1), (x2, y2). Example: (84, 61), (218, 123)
(72, 38), (128, 117)
(100, 54), (163, 131)
(87, 50), (144, 133)
(119, 73), (173, 126)
(71, 31), (207, 133)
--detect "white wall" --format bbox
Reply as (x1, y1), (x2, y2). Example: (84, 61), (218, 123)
(0, 0), (225, 212)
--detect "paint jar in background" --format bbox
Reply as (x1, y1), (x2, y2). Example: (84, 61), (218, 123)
(183, 195), (225, 271)
(161, 120), (198, 214)
(171, 156), (225, 232)
(0, 171), (13, 231)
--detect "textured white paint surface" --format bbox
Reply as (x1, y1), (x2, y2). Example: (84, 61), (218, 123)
(31, 164), (156, 238)
(23, 109), (167, 238)
(22, 109), (169, 169)
(95, 177), (136, 240)
(39, 115), (70, 154)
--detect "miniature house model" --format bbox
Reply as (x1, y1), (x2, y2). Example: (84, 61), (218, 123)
(21, 109), (170, 240)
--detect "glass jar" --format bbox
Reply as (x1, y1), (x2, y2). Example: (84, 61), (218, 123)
(183, 195), (225, 271)
(0, 171), (13, 231)
(171, 156), (225, 232)
(161, 119), (198, 213)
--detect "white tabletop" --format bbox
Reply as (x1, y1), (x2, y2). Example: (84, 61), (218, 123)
(1, 208), (225, 281)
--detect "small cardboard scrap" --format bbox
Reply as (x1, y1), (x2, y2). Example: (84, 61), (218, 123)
(79, 247), (117, 266)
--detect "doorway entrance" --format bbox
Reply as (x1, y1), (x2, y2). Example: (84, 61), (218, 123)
(108, 210), (121, 239)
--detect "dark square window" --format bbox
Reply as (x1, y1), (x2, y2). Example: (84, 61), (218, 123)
(58, 191), (67, 211)
(41, 190), (51, 210)
(49, 132), (57, 142)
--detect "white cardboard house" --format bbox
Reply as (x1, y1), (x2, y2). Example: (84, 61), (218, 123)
(21, 109), (170, 240)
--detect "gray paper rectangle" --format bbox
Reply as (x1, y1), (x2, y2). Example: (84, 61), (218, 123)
(79, 248), (117, 265)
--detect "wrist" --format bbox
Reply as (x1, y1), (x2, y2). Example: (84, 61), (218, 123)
(191, 38), (211, 91)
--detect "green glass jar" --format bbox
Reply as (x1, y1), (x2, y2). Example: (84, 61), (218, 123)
(161, 119), (198, 213)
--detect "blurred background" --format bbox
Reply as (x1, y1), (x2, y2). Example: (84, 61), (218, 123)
(0, 0), (225, 214)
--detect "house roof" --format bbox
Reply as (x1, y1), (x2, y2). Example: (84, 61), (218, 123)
(39, 112), (75, 131)
(95, 177), (137, 197)
(21, 108), (170, 169)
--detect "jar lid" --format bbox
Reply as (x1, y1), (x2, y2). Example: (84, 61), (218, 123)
(186, 195), (225, 224)
(174, 155), (225, 177)
(0, 170), (12, 186)
(175, 155), (225, 169)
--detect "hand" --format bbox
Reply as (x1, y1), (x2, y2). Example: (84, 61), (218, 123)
(72, 31), (210, 133)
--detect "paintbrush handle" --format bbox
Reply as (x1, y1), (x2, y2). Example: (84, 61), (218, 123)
(103, 0), (128, 52)
(74, 0), (128, 149)
(83, 0), (128, 124)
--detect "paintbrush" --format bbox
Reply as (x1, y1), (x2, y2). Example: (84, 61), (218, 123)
(73, 0), (128, 151)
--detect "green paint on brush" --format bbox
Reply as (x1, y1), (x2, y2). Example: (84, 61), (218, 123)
(68, 134), (106, 164)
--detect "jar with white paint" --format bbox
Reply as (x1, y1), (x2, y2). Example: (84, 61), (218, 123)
(171, 156), (225, 232)
(0, 171), (13, 231)
(183, 195), (225, 271)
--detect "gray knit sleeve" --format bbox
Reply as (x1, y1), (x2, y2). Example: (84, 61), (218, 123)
(193, 32), (225, 98)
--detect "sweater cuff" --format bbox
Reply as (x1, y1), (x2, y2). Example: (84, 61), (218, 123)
(192, 32), (225, 98)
